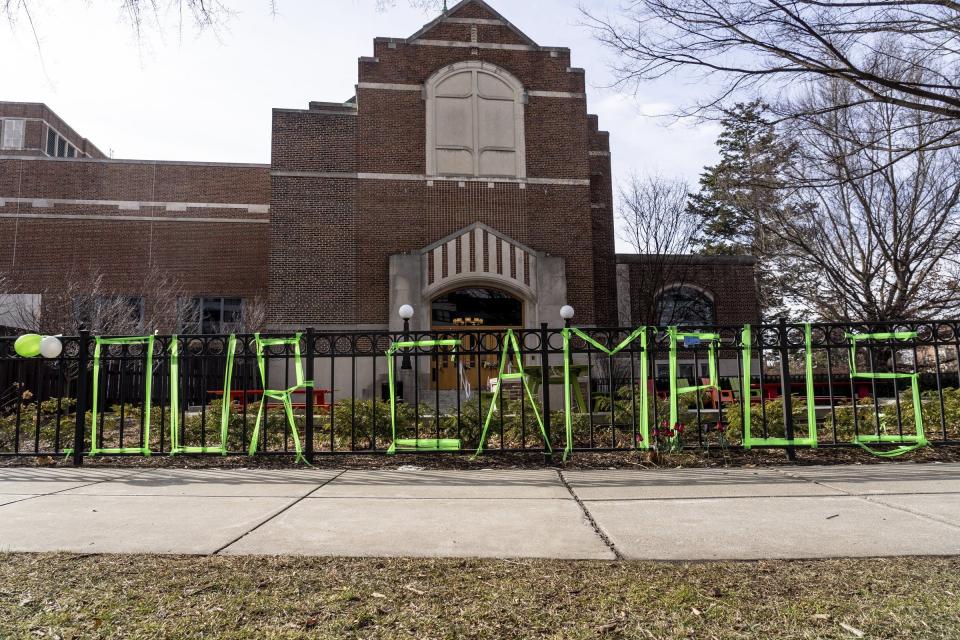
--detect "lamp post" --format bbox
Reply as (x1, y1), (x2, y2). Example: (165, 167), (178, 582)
(399, 305), (414, 370)
(560, 305), (575, 328)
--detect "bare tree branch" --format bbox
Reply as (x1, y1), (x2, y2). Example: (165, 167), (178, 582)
(0, 266), (185, 334)
(375, 0), (444, 11)
(769, 76), (960, 321)
(4, 0), (440, 43)
(583, 0), (960, 158)
(618, 173), (696, 256)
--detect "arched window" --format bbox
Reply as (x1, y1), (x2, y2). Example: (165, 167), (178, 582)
(656, 285), (716, 326)
(425, 62), (526, 178)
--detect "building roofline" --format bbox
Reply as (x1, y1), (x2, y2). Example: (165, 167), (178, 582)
(0, 155), (269, 169)
(0, 100), (45, 109)
(273, 106), (357, 117)
(407, 0), (539, 47)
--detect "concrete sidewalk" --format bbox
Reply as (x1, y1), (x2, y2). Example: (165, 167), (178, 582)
(0, 463), (958, 560)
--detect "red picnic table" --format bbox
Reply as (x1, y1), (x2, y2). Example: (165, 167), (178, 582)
(703, 380), (871, 408)
(752, 380), (872, 400)
(208, 388), (333, 412)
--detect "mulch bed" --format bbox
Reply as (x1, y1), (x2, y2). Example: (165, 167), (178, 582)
(3, 445), (959, 470)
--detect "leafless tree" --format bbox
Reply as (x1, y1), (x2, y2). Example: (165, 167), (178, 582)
(1, 266), (268, 335)
(240, 297), (268, 333)
(1, 266), (185, 334)
(619, 173), (695, 257)
(617, 173), (713, 325)
(375, 0), (444, 11)
(4, 0), (441, 42)
(583, 1), (960, 158)
(0, 271), (19, 334)
(4, 0), (246, 42)
(770, 77), (960, 321)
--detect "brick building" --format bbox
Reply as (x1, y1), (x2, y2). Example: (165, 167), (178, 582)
(0, 0), (757, 336)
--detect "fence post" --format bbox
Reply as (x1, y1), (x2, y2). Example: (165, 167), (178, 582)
(778, 317), (797, 461)
(540, 322), (553, 464)
(72, 327), (90, 467)
(305, 327), (315, 464)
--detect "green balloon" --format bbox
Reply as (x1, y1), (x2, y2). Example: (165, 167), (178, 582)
(14, 334), (42, 358)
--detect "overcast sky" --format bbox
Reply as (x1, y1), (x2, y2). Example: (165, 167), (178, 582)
(3, 0), (720, 249)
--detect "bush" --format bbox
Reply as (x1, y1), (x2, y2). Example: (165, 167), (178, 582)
(590, 384), (729, 451)
(0, 396), (77, 453)
(874, 387), (960, 440)
(723, 396), (814, 444)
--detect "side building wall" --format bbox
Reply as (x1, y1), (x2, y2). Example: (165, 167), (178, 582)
(0, 156), (270, 330)
(616, 254), (760, 327)
(268, 104), (359, 330)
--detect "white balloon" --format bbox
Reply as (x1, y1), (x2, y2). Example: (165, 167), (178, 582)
(39, 336), (63, 359)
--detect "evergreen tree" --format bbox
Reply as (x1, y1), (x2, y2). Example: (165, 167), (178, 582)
(687, 101), (795, 319)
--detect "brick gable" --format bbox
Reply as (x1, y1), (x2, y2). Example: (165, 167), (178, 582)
(268, 1), (618, 327)
(448, 0), (505, 21)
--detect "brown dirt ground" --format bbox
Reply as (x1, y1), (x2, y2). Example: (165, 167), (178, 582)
(3, 445), (960, 470)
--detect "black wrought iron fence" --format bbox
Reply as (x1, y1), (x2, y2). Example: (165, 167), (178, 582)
(0, 319), (958, 464)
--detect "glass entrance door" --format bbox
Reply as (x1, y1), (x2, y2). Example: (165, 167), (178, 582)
(430, 287), (524, 391)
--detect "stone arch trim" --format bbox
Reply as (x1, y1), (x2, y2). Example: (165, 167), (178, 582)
(655, 281), (717, 302)
(424, 60), (526, 94)
(427, 278), (533, 310)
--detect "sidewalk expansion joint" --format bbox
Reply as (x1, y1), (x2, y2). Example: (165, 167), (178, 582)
(557, 469), (624, 561)
(858, 495), (960, 531)
(772, 468), (960, 531)
(211, 470), (347, 555)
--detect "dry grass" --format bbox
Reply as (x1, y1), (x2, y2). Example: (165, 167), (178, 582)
(0, 554), (958, 639)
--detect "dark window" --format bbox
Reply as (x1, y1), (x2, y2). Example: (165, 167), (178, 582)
(431, 287), (523, 327)
(656, 362), (711, 381)
(201, 299), (223, 334)
(66, 146), (75, 158)
(46, 129), (57, 156)
(121, 297), (145, 326)
(221, 298), (243, 328)
(178, 297), (244, 334)
(656, 286), (715, 326)
(57, 138), (66, 157)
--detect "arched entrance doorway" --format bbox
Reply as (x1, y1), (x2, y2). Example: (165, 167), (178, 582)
(431, 287), (523, 390)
